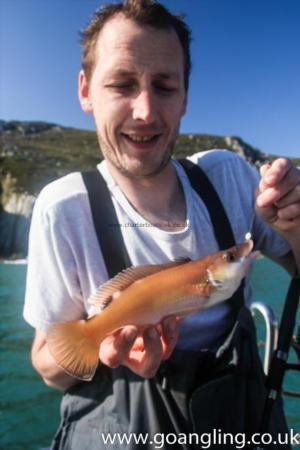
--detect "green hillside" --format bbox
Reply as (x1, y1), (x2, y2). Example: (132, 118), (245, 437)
(1, 120), (297, 201)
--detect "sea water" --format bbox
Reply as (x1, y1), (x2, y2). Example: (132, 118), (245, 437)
(0, 259), (299, 449)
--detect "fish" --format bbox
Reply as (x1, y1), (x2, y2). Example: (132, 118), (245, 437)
(46, 239), (258, 381)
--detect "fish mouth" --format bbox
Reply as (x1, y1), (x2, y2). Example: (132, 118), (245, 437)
(239, 240), (260, 263)
(233, 250), (259, 294)
(238, 239), (253, 257)
(227, 239), (259, 262)
(234, 240), (260, 271)
(207, 240), (259, 288)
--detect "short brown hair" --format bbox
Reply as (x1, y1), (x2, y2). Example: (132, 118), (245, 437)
(80, 0), (191, 90)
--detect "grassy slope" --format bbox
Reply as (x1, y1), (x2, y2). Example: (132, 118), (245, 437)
(1, 122), (298, 197)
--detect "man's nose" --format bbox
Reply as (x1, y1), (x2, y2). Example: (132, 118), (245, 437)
(131, 90), (157, 123)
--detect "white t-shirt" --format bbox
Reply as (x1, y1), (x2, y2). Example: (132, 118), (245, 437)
(23, 150), (290, 350)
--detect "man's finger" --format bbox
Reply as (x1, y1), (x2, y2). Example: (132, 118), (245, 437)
(161, 316), (180, 360)
(275, 184), (300, 209)
(257, 167), (300, 208)
(260, 158), (293, 187)
(125, 327), (163, 378)
(259, 163), (271, 190)
(99, 326), (138, 368)
(277, 202), (300, 221)
(255, 203), (278, 225)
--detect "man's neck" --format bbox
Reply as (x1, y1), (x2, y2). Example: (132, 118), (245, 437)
(106, 160), (187, 232)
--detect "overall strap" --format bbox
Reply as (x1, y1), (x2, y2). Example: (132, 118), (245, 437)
(178, 159), (236, 250)
(178, 158), (244, 311)
(81, 170), (131, 278)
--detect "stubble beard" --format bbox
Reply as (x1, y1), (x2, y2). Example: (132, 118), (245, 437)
(97, 134), (178, 180)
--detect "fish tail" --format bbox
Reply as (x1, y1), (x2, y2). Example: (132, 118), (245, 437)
(46, 319), (100, 381)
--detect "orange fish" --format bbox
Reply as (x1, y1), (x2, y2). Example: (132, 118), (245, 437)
(46, 240), (258, 380)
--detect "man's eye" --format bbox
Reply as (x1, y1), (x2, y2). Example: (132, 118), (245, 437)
(155, 85), (177, 94)
(107, 83), (134, 91)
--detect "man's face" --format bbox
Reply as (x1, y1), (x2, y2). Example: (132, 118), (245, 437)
(79, 14), (187, 179)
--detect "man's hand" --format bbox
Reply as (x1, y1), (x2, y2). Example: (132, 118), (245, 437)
(256, 157), (300, 272)
(99, 316), (180, 378)
(256, 158), (300, 237)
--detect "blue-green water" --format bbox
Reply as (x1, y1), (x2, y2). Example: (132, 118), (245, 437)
(0, 259), (299, 449)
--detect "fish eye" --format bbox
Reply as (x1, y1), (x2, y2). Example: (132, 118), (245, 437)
(223, 251), (236, 262)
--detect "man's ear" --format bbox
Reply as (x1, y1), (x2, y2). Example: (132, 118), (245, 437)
(78, 70), (93, 113)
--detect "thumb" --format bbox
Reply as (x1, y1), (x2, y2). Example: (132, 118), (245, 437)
(258, 163), (272, 194)
(260, 163), (271, 178)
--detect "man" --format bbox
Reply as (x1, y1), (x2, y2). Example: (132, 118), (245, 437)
(24, 0), (300, 448)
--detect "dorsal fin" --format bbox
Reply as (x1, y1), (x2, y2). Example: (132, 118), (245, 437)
(88, 258), (190, 312)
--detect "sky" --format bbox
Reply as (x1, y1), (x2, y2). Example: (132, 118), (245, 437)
(0, 0), (299, 158)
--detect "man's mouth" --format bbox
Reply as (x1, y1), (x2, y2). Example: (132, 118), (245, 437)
(121, 133), (161, 147)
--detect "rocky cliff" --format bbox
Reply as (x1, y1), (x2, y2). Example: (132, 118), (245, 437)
(0, 173), (35, 259)
(0, 119), (279, 259)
